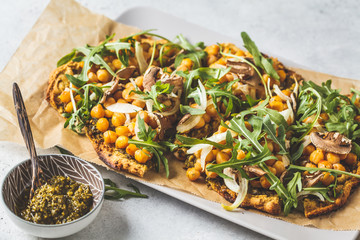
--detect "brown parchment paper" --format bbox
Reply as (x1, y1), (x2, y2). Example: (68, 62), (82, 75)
(1, 0), (360, 231)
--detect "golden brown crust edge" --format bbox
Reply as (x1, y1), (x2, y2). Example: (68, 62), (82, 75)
(46, 62), (150, 178)
(207, 178), (282, 215)
(303, 162), (360, 218)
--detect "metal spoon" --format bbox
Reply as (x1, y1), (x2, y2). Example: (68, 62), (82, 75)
(12, 83), (42, 199)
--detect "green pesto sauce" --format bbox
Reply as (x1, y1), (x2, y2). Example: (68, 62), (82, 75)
(18, 176), (93, 224)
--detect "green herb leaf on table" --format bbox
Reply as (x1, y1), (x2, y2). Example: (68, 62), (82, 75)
(104, 178), (148, 200)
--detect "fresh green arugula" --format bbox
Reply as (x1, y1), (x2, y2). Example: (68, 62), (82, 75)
(128, 116), (170, 177)
(174, 34), (207, 69)
(104, 178), (148, 200)
(240, 32), (280, 81)
(133, 81), (175, 112)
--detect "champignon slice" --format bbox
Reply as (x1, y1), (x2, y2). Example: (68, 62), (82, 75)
(226, 58), (262, 88)
(227, 59), (254, 79)
(243, 165), (266, 177)
(100, 66), (136, 104)
(116, 66), (137, 79)
(310, 131), (352, 154)
(143, 66), (161, 91)
(149, 112), (172, 140)
(303, 171), (323, 188)
(160, 74), (183, 96)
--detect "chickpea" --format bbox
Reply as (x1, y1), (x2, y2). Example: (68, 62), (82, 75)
(186, 167), (201, 181)
(277, 70), (286, 82)
(104, 109), (113, 118)
(235, 49), (245, 56)
(305, 162), (317, 168)
(74, 95), (82, 102)
(204, 151), (215, 163)
(115, 136), (129, 149)
(194, 159), (203, 172)
(63, 102), (73, 113)
(244, 121), (253, 131)
(104, 130), (117, 144)
(181, 58), (193, 69)
(194, 150), (201, 159)
(115, 126), (130, 136)
(268, 166), (277, 175)
(326, 152), (340, 164)
(260, 176), (271, 189)
(206, 104), (217, 117)
(132, 99), (146, 108)
(205, 164), (218, 178)
(135, 76), (144, 88)
(216, 152), (230, 164)
(333, 163), (346, 172)
(135, 149), (151, 163)
(281, 89), (291, 97)
(339, 153), (348, 160)
(90, 104), (105, 119)
(265, 158), (276, 166)
(111, 113), (126, 127)
(126, 144), (138, 156)
(318, 160), (332, 169)
(96, 118), (109, 132)
(267, 142), (274, 153)
(205, 44), (220, 55)
(236, 150), (246, 160)
(272, 160), (285, 176)
(128, 122), (135, 135)
(309, 149), (324, 164)
(122, 88), (134, 102)
(59, 90), (71, 103)
(218, 125), (227, 133)
(207, 55), (218, 66)
(113, 91), (123, 100)
(117, 98), (128, 103)
(88, 72), (98, 83)
(320, 112), (329, 121)
(303, 145), (315, 155)
(112, 59), (122, 70)
(104, 97), (116, 108)
(269, 100), (284, 112)
(194, 117), (205, 129)
(97, 69), (112, 83)
(321, 172), (335, 186)
(125, 82), (135, 90)
(345, 153), (357, 165)
(203, 113), (211, 123)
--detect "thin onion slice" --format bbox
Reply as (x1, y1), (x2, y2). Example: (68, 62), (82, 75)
(176, 115), (202, 133)
(106, 102), (142, 113)
(302, 135), (312, 149)
(222, 170), (248, 211)
(223, 168), (240, 192)
(161, 98), (180, 116)
(187, 144), (210, 154)
(135, 41), (148, 74)
(273, 84), (291, 101)
(200, 146), (212, 170)
(282, 155), (290, 167)
(198, 81), (207, 110)
(186, 131), (233, 154)
(296, 191), (325, 202)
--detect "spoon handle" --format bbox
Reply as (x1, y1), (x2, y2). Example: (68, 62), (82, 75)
(12, 83), (41, 197)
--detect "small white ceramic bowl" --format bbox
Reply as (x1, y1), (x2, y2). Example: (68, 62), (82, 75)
(1, 154), (105, 238)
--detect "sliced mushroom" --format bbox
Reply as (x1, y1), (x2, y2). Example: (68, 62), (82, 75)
(243, 165), (266, 177)
(227, 59), (254, 79)
(149, 112), (173, 140)
(100, 66), (136, 104)
(310, 131), (352, 154)
(226, 58), (262, 88)
(143, 66), (161, 91)
(303, 170), (323, 188)
(160, 74), (184, 96)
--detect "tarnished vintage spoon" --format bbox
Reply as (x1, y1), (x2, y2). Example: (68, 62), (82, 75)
(12, 83), (42, 199)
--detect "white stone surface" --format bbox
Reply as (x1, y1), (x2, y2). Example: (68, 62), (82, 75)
(1, 0), (360, 239)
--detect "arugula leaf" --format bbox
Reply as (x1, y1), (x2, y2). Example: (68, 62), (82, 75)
(176, 132), (234, 150)
(180, 105), (206, 115)
(288, 165), (360, 179)
(302, 187), (334, 203)
(174, 34), (207, 69)
(286, 172), (302, 209)
(104, 178), (148, 200)
(134, 81), (174, 112)
(240, 32), (279, 80)
(57, 50), (76, 67)
(262, 115), (288, 155)
(128, 116), (170, 177)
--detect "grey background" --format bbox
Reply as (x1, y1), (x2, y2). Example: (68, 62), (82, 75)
(1, 0), (359, 239)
